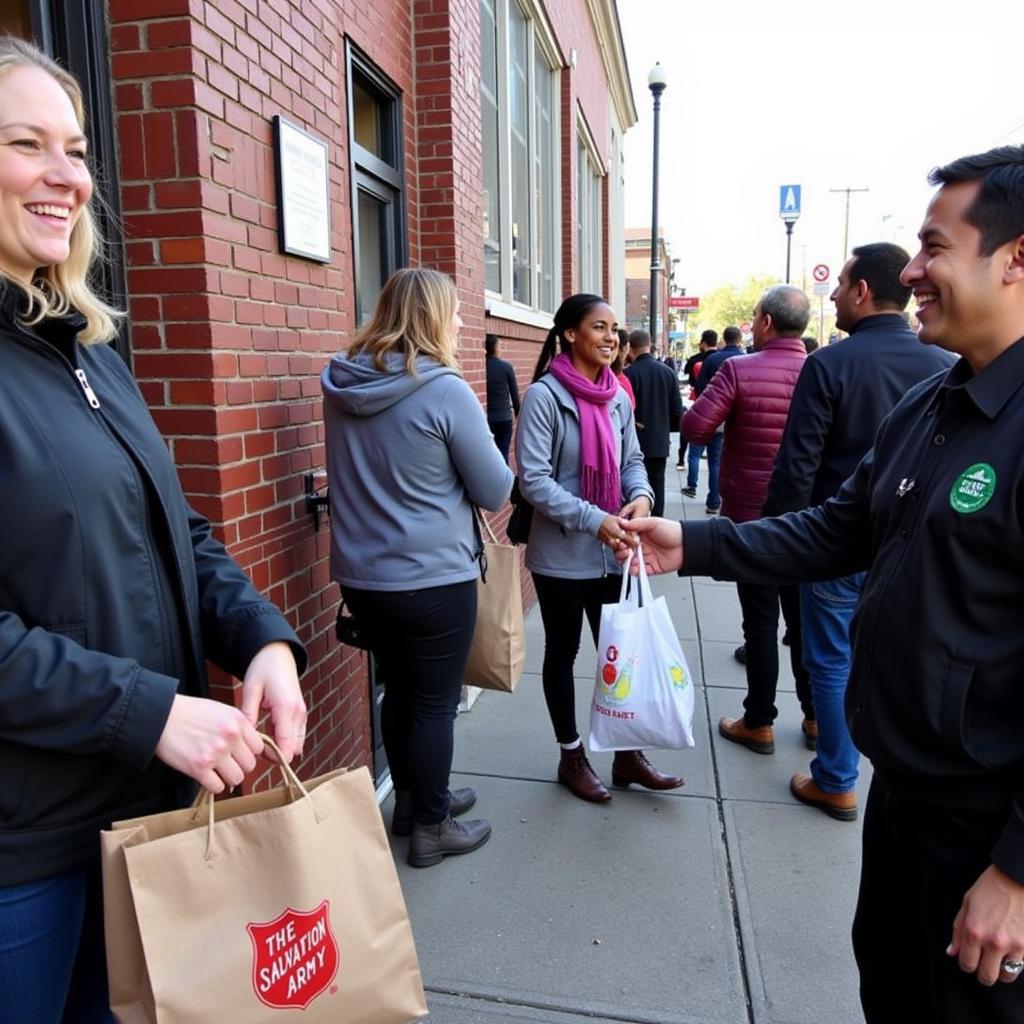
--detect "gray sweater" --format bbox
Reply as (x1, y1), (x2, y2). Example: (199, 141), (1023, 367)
(515, 374), (652, 579)
(322, 351), (514, 590)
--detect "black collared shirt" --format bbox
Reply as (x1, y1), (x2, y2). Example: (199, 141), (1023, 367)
(682, 336), (1024, 880)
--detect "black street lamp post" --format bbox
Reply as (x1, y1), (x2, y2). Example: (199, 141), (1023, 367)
(647, 63), (667, 347)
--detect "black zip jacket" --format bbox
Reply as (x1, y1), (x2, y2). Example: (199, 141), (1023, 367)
(624, 353), (683, 458)
(485, 354), (520, 423)
(764, 314), (954, 514)
(680, 338), (1024, 882)
(0, 288), (305, 885)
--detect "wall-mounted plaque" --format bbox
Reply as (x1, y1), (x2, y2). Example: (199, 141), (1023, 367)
(273, 115), (331, 263)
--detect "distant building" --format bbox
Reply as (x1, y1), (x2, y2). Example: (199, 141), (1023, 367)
(624, 229), (672, 349)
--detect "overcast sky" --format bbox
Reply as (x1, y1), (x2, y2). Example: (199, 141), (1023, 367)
(618, 0), (1024, 298)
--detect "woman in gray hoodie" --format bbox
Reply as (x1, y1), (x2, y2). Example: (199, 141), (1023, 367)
(322, 269), (513, 867)
(516, 294), (684, 803)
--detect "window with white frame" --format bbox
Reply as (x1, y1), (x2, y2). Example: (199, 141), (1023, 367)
(577, 137), (602, 295)
(480, 0), (559, 315)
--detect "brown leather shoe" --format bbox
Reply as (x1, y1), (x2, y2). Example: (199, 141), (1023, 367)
(612, 750), (684, 790)
(557, 746), (611, 803)
(790, 772), (858, 821)
(801, 719), (818, 751)
(718, 716), (775, 754)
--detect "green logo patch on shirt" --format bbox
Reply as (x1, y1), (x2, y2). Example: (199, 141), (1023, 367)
(949, 463), (996, 514)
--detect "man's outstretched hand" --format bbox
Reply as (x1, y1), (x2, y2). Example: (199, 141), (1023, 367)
(614, 517), (685, 574)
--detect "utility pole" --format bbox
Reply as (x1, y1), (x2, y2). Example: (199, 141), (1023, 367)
(830, 186), (869, 261)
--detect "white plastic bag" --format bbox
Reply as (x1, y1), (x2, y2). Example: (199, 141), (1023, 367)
(589, 544), (696, 751)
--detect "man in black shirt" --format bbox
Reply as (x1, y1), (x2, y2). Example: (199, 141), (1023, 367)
(484, 334), (521, 464)
(619, 145), (1024, 1023)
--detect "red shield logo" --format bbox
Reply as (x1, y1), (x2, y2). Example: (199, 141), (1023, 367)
(247, 901), (340, 1009)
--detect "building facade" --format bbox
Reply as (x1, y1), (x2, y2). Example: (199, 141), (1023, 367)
(4, 0), (635, 783)
(623, 227), (672, 349)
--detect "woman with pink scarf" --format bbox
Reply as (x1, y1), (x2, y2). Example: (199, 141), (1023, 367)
(515, 294), (685, 803)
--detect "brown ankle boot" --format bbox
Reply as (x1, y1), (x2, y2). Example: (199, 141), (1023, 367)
(612, 750), (684, 790)
(557, 746), (611, 803)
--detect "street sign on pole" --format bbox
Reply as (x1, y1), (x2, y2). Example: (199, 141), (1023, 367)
(813, 281), (831, 296)
(813, 263), (829, 282)
(779, 184), (801, 222)
(668, 296), (699, 310)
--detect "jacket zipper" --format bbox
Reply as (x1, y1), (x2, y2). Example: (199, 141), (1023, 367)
(11, 319), (101, 410)
(74, 368), (101, 409)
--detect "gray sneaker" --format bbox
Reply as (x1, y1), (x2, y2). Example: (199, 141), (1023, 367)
(391, 786), (477, 836)
(408, 815), (492, 867)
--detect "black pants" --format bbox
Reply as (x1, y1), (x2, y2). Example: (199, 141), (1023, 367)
(736, 581), (813, 726)
(643, 456), (667, 517)
(489, 419), (513, 464)
(532, 572), (621, 744)
(853, 775), (1024, 1023)
(342, 580), (477, 825)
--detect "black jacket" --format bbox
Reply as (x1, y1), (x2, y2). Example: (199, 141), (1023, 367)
(695, 345), (744, 395)
(764, 314), (954, 514)
(0, 288), (305, 885)
(485, 355), (520, 423)
(624, 353), (683, 458)
(681, 338), (1024, 881)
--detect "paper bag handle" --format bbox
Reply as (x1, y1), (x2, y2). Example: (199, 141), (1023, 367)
(194, 733), (319, 860)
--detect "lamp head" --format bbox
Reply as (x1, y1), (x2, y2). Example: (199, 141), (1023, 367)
(647, 63), (667, 97)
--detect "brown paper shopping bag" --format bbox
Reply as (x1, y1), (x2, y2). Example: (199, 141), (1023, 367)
(101, 741), (427, 1024)
(463, 513), (525, 692)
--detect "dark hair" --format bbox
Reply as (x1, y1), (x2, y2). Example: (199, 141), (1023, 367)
(616, 327), (629, 348)
(532, 293), (607, 381)
(760, 285), (811, 336)
(929, 145), (1024, 256)
(848, 242), (912, 310)
(484, 333), (498, 356)
(700, 329), (718, 346)
(628, 328), (651, 349)
(722, 325), (743, 346)
(802, 336), (819, 354)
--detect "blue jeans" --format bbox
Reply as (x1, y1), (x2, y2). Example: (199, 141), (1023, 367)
(800, 573), (865, 793)
(0, 863), (114, 1023)
(686, 431), (723, 509)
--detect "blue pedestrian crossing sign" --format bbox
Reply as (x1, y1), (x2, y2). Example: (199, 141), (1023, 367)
(779, 184), (801, 222)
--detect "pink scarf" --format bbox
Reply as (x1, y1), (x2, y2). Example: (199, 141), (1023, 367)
(549, 353), (621, 512)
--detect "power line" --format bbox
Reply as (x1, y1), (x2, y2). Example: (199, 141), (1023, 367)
(829, 187), (869, 261)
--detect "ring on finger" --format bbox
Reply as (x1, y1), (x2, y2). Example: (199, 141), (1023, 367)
(1001, 958), (1024, 976)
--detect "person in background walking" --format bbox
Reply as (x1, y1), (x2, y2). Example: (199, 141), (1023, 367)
(0, 38), (308, 1023)
(613, 328), (636, 407)
(687, 325), (745, 511)
(322, 268), (513, 868)
(485, 333), (520, 464)
(764, 243), (954, 822)
(516, 294), (682, 803)
(683, 286), (814, 754)
(625, 328), (683, 516)
(678, 329), (717, 475)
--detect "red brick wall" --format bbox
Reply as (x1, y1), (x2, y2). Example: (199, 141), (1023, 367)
(108, 0), (417, 782)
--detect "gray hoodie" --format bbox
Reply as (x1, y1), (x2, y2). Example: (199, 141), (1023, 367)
(322, 351), (513, 590)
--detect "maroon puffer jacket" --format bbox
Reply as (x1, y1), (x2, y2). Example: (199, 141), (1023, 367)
(681, 337), (806, 522)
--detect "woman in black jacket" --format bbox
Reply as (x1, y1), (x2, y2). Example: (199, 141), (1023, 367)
(0, 38), (307, 1022)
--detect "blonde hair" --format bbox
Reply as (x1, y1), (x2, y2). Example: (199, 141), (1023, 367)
(0, 36), (121, 343)
(348, 268), (461, 374)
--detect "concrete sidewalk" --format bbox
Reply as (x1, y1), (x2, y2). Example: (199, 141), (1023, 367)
(388, 470), (870, 1024)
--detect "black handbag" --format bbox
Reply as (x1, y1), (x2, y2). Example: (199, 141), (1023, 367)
(505, 478), (533, 545)
(506, 379), (561, 546)
(335, 600), (372, 650)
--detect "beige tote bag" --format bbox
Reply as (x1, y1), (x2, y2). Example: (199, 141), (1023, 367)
(463, 513), (525, 692)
